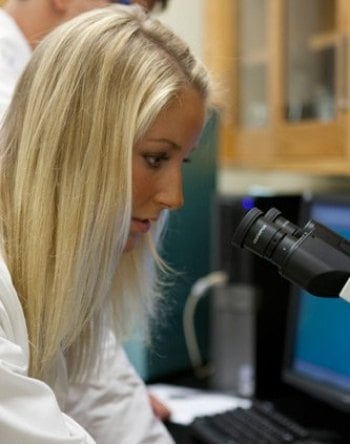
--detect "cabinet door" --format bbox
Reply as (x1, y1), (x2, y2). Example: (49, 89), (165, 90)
(205, 0), (350, 173)
(205, 0), (275, 167)
(235, 0), (276, 166)
(275, 0), (348, 172)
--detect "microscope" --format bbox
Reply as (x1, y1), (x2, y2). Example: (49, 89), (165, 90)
(231, 207), (350, 302)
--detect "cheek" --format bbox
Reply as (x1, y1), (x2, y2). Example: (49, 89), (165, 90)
(132, 164), (154, 207)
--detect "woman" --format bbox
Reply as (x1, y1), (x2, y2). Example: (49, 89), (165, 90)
(0, 4), (210, 443)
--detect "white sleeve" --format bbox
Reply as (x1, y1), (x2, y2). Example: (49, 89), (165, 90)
(0, 16), (31, 121)
(66, 335), (174, 444)
(0, 259), (95, 443)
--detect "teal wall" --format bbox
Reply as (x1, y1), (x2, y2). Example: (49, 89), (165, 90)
(125, 111), (218, 381)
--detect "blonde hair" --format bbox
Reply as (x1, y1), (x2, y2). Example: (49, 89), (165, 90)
(0, 4), (210, 379)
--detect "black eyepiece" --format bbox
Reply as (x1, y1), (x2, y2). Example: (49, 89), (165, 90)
(231, 206), (350, 297)
(231, 207), (298, 261)
(231, 207), (263, 247)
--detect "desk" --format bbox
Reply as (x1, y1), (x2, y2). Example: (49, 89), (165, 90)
(149, 381), (350, 444)
(148, 383), (251, 443)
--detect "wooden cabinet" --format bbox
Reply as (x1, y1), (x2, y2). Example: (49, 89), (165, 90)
(205, 0), (350, 174)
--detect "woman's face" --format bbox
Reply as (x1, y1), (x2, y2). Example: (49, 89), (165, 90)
(124, 88), (206, 252)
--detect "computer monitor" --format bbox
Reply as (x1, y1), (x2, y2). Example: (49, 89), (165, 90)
(283, 193), (350, 413)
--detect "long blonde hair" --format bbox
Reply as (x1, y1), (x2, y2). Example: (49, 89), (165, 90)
(0, 4), (210, 379)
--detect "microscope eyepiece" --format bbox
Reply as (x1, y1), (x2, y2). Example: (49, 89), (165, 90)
(231, 207), (350, 298)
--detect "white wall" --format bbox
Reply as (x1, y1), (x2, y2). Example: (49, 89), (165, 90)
(156, 0), (205, 60)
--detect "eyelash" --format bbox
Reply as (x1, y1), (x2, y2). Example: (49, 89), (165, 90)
(143, 153), (191, 169)
(143, 153), (169, 169)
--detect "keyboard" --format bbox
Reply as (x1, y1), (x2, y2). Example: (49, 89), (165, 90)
(189, 401), (312, 444)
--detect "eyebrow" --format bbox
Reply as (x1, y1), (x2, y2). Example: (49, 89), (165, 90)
(148, 138), (182, 151)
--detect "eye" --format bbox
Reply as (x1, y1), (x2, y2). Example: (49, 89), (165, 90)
(143, 153), (170, 169)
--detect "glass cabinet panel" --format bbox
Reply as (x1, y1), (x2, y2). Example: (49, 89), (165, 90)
(237, 0), (268, 128)
(285, 0), (336, 122)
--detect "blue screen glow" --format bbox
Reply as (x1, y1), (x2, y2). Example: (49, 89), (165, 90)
(291, 202), (350, 394)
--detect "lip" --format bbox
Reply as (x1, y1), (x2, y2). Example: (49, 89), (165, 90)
(131, 217), (151, 234)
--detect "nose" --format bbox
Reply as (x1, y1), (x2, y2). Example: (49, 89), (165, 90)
(155, 171), (184, 211)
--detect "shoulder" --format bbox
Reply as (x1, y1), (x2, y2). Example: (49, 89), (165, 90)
(0, 9), (25, 41)
(0, 9), (31, 68)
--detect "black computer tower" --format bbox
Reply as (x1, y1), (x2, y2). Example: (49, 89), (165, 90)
(210, 194), (301, 400)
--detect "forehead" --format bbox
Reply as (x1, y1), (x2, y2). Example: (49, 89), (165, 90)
(140, 88), (206, 150)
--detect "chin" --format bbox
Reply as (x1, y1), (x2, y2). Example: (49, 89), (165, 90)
(123, 235), (140, 253)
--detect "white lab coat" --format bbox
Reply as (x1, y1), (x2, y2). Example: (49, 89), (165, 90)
(0, 255), (173, 443)
(0, 11), (173, 443)
(0, 8), (31, 121)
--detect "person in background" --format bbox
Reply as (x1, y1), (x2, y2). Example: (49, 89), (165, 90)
(0, 0), (168, 120)
(0, 4), (210, 443)
(0, 0), (171, 423)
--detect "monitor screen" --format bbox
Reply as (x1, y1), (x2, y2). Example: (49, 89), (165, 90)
(283, 194), (350, 412)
